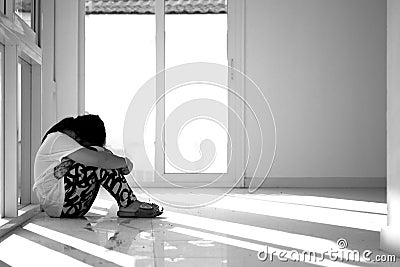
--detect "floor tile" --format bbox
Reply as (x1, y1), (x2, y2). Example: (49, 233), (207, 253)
(0, 188), (398, 267)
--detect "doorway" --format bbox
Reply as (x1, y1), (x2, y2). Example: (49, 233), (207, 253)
(85, 0), (244, 187)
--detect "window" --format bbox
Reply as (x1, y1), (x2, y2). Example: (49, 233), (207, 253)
(17, 58), (32, 208)
(15, 0), (33, 27)
(0, 0), (4, 14)
(17, 61), (21, 207)
(164, 0), (228, 173)
(85, 6), (157, 181)
(14, 0), (39, 46)
(0, 43), (4, 217)
(85, 0), (243, 186)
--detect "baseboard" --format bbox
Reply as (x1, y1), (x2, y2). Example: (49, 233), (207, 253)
(244, 177), (386, 188)
(129, 177), (386, 188)
(129, 181), (242, 188)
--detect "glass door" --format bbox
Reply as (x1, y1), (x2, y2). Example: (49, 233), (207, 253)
(153, 0), (243, 187)
(164, 3), (228, 175)
(99, 0), (244, 190)
(85, 1), (157, 184)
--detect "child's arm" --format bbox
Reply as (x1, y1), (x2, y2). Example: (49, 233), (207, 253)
(67, 147), (132, 170)
(87, 146), (132, 174)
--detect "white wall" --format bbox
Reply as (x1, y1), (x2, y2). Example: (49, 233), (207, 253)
(55, 0), (81, 120)
(41, 0), (84, 134)
(41, 0), (57, 133)
(381, 0), (400, 257)
(41, 0), (387, 187)
(245, 0), (387, 185)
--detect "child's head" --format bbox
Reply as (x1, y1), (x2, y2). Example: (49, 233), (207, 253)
(74, 114), (106, 147)
(42, 114), (106, 147)
(42, 117), (75, 143)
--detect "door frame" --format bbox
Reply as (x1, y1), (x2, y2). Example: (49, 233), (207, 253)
(1, 0), (42, 217)
(148, 0), (245, 188)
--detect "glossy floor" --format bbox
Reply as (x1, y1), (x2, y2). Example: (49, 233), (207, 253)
(0, 188), (398, 266)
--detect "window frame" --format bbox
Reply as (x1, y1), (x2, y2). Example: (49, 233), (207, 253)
(0, 43), (4, 218)
(0, 0), (41, 218)
(0, 0), (4, 14)
(17, 57), (33, 208)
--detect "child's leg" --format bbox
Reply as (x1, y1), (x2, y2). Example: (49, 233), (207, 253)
(85, 145), (137, 207)
(59, 158), (161, 218)
(61, 161), (101, 217)
(97, 168), (163, 218)
(60, 160), (138, 217)
(98, 168), (137, 208)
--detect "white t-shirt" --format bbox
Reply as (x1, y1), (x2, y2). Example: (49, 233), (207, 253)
(33, 132), (84, 217)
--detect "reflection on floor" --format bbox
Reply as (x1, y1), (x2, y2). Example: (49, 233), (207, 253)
(0, 188), (398, 266)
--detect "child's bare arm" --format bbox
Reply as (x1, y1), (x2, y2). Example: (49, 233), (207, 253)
(67, 147), (132, 170)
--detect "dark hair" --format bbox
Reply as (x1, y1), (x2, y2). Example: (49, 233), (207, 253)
(41, 117), (75, 143)
(41, 114), (106, 147)
(74, 114), (106, 147)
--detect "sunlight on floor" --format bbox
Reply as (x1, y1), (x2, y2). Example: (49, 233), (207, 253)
(169, 226), (359, 267)
(162, 210), (337, 252)
(210, 195), (386, 231)
(0, 218), (9, 227)
(0, 234), (90, 267)
(0, 188), (395, 266)
(162, 210), (373, 265)
(228, 193), (387, 214)
(23, 223), (150, 267)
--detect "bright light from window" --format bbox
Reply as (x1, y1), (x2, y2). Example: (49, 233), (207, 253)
(23, 223), (150, 267)
(162, 211), (340, 252)
(0, 234), (90, 266)
(164, 13), (228, 173)
(229, 193), (387, 214)
(85, 14), (156, 153)
(209, 196), (386, 231)
(169, 227), (359, 267)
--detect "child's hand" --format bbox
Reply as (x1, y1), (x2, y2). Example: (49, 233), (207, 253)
(119, 158), (133, 175)
(119, 166), (130, 175)
(103, 148), (114, 154)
